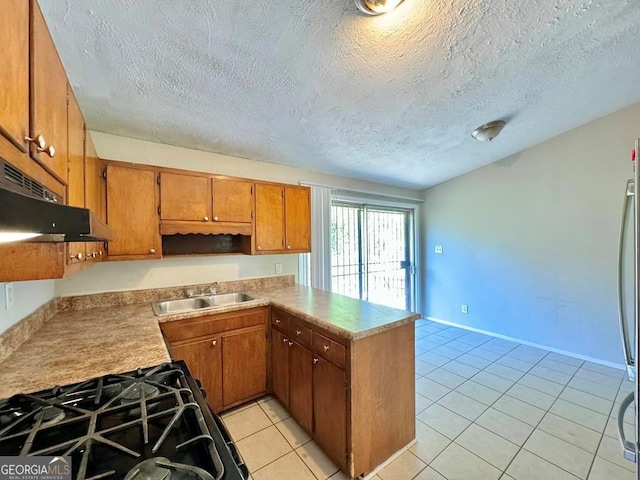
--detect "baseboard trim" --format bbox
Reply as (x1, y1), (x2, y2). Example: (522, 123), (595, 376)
(424, 316), (626, 371)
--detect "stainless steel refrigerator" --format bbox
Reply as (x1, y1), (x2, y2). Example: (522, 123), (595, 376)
(617, 139), (640, 476)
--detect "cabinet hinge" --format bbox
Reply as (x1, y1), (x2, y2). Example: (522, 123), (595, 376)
(281, 190), (284, 198)
(251, 211), (254, 219)
(102, 169), (107, 180)
(157, 205), (161, 215)
(250, 186), (253, 195)
(157, 174), (161, 185)
(103, 242), (109, 252)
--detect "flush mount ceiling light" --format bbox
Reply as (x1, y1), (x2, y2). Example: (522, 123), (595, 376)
(354, 0), (405, 15)
(471, 120), (506, 142)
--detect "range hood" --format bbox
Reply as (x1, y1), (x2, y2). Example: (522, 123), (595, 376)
(0, 158), (112, 243)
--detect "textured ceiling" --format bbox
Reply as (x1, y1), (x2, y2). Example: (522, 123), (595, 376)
(40, 0), (640, 189)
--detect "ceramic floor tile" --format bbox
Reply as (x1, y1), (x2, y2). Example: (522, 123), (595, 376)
(296, 441), (340, 480)
(416, 403), (471, 440)
(259, 398), (291, 423)
(596, 435), (635, 472)
(416, 392), (434, 415)
(456, 334), (491, 347)
(425, 368), (466, 389)
(252, 451), (316, 480)
(237, 425), (292, 472)
(328, 471), (351, 480)
(468, 347), (503, 362)
(430, 345), (464, 360)
(418, 352), (451, 367)
(492, 395), (546, 426)
(568, 377), (618, 401)
(415, 377), (451, 401)
(378, 451), (426, 480)
(416, 359), (439, 376)
(444, 340), (475, 353)
(581, 362), (625, 377)
(437, 390), (488, 421)
(440, 360), (481, 379)
(605, 415), (634, 440)
(412, 467), (447, 480)
(524, 429), (593, 479)
(430, 442), (501, 480)
(455, 380), (502, 405)
(507, 450), (580, 480)
(574, 370), (622, 391)
(589, 456), (636, 480)
(550, 399), (608, 432)
(480, 341), (516, 355)
(221, 400), (259, 418)
(518, 373), (564, 397)
(537, 413), (601, 453)
(475, 407), (535, 445)
(274, 416), (312, 449)
(455, 354), (492, 369)
(224, 404), (273, 441)
(529, 365), (573, 385)
(545, 352), (584, 367)
(506, 383), (557, 410)
(483, 362), (525, 382)
(560, 387), (614, 415)
(496, 355), (535, 372)
(455, 423), (519, 470)
(434, 329), (466, 340)
(411, 420), (451, 464)
(471, 370), (515, 393)
(538, 358), (581, 375)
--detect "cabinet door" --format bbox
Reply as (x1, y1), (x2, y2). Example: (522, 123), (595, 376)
(31, 3), (68, 183)
(313, 356), (347, 470)
(271, 329), (290, 407)
(171, 336), (223, 412)
(222, 325), (267, 408)
(106, 165), (160, 258)
(212, 178), (253, 223)
(289, 340), (313, 433)
(66, 88), (86, 265)
(254, 184), (284, 253)
(285, 186), (311, 252)
(84, 132), (105, 261)
(160, 172), (211, 222)
(0, 0), (29, 151)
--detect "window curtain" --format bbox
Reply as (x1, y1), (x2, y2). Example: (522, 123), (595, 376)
(299, 185), (333, 290)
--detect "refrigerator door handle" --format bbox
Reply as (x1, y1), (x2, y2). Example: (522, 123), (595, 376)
(617, 391), (637, 463)
(618, 179), (635, 381)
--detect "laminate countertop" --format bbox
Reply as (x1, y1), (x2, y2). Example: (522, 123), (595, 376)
(0, 284), (419, 398)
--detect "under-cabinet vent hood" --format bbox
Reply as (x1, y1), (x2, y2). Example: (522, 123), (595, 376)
(0, 158), (112, 243)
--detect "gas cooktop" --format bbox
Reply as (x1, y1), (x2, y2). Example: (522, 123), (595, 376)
(0, 362), (247, 480)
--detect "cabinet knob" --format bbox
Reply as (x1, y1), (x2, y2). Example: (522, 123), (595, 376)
(150, 248), (156, 254)
(288, 341), (294, 347)
(213, 216), (219, 221)
(323, 344), (330, 351)
(24, 134), (46, 149)
(257, 246), (262, 251)
(287, 245), (291, 250)
(212, 340), (217, 346)
(313, 357), (319, 365)
(296, 330), (302, 336)
(282, 337), (289, 343)
(70, 252), (84, 261)
(204, 216), (209, 221)
(275, 318), (281, 324)
(41, 145), (56, 158)
(99, 250), (103, 256)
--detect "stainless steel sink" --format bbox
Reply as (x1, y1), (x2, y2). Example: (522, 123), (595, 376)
(152, 293), (259, 316)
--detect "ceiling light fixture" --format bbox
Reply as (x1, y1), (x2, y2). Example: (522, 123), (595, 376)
(471, 120), (506, 142)
(354, 0), (405, 15)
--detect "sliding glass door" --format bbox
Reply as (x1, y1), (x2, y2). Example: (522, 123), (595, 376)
(331, 202), (415, 310)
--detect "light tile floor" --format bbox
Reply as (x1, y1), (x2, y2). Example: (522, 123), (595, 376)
(222, 319), (635, 479)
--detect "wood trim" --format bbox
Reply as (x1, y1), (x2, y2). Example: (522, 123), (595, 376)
(160, 222), (252, 236)
(0, 243), (65, 281)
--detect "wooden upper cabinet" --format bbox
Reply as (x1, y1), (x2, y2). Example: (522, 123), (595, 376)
(160, 172), (211, 222)
(106, 164), (160, 259)
(66, 88), (86, 265)
(0, 0), (29, 152)
(212, 178), (253, 223)
(30, 2), (68, 184)
(84, 132), (105, 261)
(254, 184), (285, 253)
(285, 186), (311, 252)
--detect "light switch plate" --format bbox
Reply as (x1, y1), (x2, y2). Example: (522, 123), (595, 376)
(5, 283), (14, 310)
(275, 263), (283, 275)
(461, 304), (468, 314)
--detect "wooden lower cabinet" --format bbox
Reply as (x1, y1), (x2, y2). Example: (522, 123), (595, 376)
(313, 356), (347, 470)
(288, 340), (313, 433)
(271, 329), (290, 407)
(171, 335), (223, 412)
(222, 325), (267, 407)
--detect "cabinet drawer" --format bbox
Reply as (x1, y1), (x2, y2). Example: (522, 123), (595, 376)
(162, 307), (267, 343)
(271, 308), (289, 331)
(313, 333), (346, 369)
(288, 321), (312, 349)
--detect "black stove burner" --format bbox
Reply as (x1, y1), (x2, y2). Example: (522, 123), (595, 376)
(34, 406), (66, 427)
(124, 458), (215, 480)
(0, 362), (248, 480)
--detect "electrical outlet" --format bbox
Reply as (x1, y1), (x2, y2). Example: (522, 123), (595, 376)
(461, 304), (468, 314)
(435, 245), (443, 254)
(275, 263), (283, 275)
(5, 283), (14, 310)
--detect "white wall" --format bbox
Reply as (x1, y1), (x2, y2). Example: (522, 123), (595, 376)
(56, 133), (421, 296)
(0, 281), (56, 332)
(422, 102), (640, 365)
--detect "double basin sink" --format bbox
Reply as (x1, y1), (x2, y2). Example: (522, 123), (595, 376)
(152, 293), (259, 316)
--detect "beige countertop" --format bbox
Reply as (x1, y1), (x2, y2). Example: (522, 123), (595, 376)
(0, 284), (419, 398)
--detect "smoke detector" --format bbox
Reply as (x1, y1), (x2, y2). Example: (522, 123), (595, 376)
(471, 121), (506, 142)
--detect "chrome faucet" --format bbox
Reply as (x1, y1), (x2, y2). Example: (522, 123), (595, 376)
(186, 282), (219, 298)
